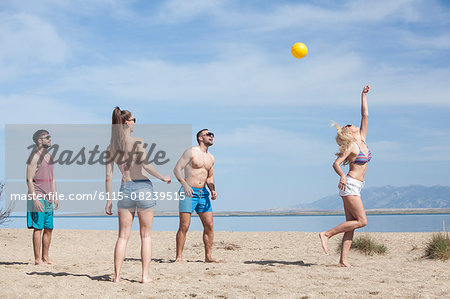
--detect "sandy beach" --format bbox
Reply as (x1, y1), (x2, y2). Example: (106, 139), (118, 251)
(0, 229), (448, 298)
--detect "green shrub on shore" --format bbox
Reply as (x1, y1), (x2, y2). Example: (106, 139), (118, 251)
(351, 234), (387, 255)
(336, 234), (387, 255)
(424, 231), (450, 261)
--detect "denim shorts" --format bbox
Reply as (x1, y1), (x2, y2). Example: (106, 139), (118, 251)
(117, 180), (156, 211)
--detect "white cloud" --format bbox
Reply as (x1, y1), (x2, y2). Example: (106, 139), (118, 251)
(215, 128), (450, 166)
(1, 0), (136, 19)
(46, 45), (450, 107)
(1, 0), (449, 108)
(401, 32), (450, 50)
(371, 139), (450, 162)
(154, 0), (223, 24)
(0, 94), (100, 124)
(215, 125), (335, 167)
(0, 12), (68, 80)
(48, 50), (366, 106)
(2, 0), (433, 30)
(370, 65), (450, 106)
(151, 0), (426, 30)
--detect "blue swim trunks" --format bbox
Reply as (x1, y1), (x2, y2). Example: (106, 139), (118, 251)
(179, 186), (212, 214)
(27, 200), (54, 230)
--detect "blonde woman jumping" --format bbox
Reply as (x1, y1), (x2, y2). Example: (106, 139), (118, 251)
(319, 85), (371, 267)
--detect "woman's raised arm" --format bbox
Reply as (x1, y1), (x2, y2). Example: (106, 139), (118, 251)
(360, 85), (370, 140)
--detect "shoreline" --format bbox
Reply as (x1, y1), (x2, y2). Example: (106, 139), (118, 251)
(8, 208), (450, 217)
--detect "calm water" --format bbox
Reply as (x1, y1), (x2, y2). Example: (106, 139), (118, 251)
(3, 214), (450, 232)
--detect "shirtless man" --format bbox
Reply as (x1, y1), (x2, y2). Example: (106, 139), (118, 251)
(26, 129), (59, 265)
(174, 129), (218, 263)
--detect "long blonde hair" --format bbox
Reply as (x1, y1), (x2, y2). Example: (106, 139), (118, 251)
(331, 121), (355, 165)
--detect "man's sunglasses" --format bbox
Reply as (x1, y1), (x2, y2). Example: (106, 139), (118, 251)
(40, 135), (51, 140)
(203, 132), (214, 137)
(128, 118), (136, 123)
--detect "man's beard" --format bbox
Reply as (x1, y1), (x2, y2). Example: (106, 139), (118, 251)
(42, 143), (50, 149)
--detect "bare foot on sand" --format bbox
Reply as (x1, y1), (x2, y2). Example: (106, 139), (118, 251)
(319, 232), (329, 254)
(35, 259), (45, 266)
(205, 257), (222, 263)
(141, 276), (152, 284)
(175, 257), (183, 263)
(43, 259), (54, 265)
(338, 261), (352, 267)
(112, 276), (120, 284)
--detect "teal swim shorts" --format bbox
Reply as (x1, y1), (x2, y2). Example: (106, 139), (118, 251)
(27, 200), (54, 230)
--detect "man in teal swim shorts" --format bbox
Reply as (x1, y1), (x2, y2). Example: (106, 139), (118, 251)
(26, 130), (59, 265)
(174, 129), (218, 263)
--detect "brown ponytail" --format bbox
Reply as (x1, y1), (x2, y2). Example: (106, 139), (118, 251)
(112, 106), (123, 125)
(110, 106), (132, 161)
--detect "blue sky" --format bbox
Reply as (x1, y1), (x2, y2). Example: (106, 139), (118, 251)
(1, 0), (449, 211)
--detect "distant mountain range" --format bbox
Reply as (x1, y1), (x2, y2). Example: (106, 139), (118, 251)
(291, 185), (450, 211)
